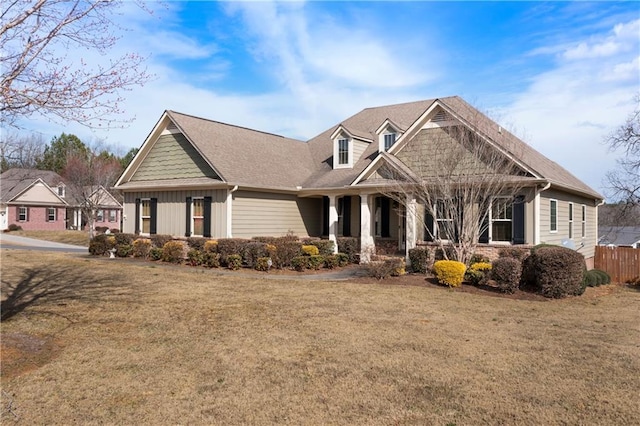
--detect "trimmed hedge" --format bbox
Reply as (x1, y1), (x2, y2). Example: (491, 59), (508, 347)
(465, 262), (492, 286)
(527, 246), (587, 298)
(242, 241), (268, 268)
(132, 238), (152, 259)
(491, 257), (522, 293)
(217, 238), (251, 265)
(498, 247), (529, 262)
(337, 237), (359, 263)
(89, 234), (112, 256)
(162, 241), (185, 263)
(433, 260), (466, 287)
(584, 269), (611, 287)
(408, 247), (429, 273)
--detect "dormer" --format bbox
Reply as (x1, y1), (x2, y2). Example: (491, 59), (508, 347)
(375, 119), (402, 153)
(57, 183), (66, 198)
(331, 125), (371, 169)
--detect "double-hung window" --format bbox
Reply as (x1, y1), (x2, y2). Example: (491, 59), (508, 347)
(436, 200), (454, 240)
(96, 209), (104, 222)
(141, 199), (151, 234)
(108, 210), (117, 223)
(47, 207), (56, 222)
(383, 133), (396, 151)
(18, 206), (27, 222)
(491, 197), (513, 242)
(568, 202), (574, 239)
(192, 198), (204, 236)
(338, 138), (349, 165)
(550, 199), (558, 232)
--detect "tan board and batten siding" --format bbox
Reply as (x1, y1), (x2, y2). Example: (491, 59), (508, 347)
(232, 191), (321, 238)
(539, 188), (598, 259)
(14, 183), (65, 205)
(130, 133), (219, 181)
(123, 190), (227, 237)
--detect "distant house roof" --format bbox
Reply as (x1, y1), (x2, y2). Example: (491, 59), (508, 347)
(599, 226), (640, 247)
(0, 168), (67, 204)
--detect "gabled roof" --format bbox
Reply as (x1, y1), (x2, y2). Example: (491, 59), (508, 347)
(0, 168), (67, 204)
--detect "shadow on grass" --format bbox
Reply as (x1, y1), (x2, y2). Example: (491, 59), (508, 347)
(1, 263), (133, 321)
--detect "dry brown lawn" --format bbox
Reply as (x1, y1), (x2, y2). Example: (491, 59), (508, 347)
(1, 250), (639, 425)
(9, 230), (89, 247)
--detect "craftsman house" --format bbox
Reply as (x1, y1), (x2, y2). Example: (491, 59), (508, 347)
(114, 96), (603, 267)
(0, 168), (122, 232)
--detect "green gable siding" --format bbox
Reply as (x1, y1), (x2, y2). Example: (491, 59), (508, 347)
(131, 133), (219, 181)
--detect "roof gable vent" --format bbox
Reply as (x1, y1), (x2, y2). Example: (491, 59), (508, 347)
(167, 122), (178, 131)
(432, 109), (449, 122)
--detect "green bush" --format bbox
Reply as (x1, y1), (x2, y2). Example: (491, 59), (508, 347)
(162, 241), (185, 263)
(433, 260), (466, 287)
(255, 257), (272, 271)
(227, 254), (242, 270)
(337, 237), (359, 263)
(335, 253), (350, 267)
(203, 252), (220, 268)
(583, 270), (599, 287)
(592, 269), (611, 285)
(114, 233), (135, 246)
(302, 239), (335, 256)
(132, 238), (152, 258)
(469, 253), (490, 264)
(291, 256), (308, 272)
(151, 234), (173, 248)
(324, 254), (339, 269)
(89, 234), (112, 256)
(408, 247), (429, 273)
(243, 242), (268, 268)
(187, 249), (204, 266)
(465, 262), (492, 286)
(491, 257), (522, 293)
(187, 237), (208, 250)
(308, 255), (324, 270)
(116, 244), (133, 257)
(149, 247), (163, 261)
(528, 246), (587, 298)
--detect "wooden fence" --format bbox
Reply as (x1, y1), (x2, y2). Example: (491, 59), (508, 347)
(594, 246), (640, 283)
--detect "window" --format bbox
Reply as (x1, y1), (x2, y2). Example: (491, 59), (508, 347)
(338, 138), (349, 165)
(581, 205), (586, 238)
(141, 199), (151, 234)
(108, 210), (117, 223)
(47, 207), (56, 222)
(436, 200), (454, 240)
(57, 185), (65, 197)
(383, 133), (396, 151)
(491, 197), (513, 242)
(18, 206), (28, 221)
(550, 199), (557, 232)
(568, 202), (574, 239)
(192, 198), (204, 236)
(96, 209), (104, 222)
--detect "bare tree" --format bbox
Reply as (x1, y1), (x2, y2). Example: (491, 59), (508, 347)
(62, 146), (122, 238)
(379, 116), (529, 265)
(605, 94), (640, 209)
(0, 131), (46, 171)
(1, 0), (151, 128)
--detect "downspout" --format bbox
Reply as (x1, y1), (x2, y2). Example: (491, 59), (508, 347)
(534, 182), (551, 245)
(226, 185), (238, 238)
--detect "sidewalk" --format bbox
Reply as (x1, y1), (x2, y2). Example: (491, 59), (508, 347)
(0, 233), (88, 253)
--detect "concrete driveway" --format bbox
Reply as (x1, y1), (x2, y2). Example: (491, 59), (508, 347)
(0, 233), (88, 253)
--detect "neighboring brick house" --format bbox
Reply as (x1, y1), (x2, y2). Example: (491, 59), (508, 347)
(0, 168), (122, 232)
(114, 96), (603, 266)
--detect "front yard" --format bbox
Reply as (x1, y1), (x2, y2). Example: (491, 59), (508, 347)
(1, 249), (638, 424)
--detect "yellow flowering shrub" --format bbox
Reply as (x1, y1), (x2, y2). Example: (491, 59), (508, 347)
(301, 245), (320, 256)
(132, 238), (152, 258)
(433, 260), (467, 287)
(203, 240), (218, 253)
(470, 262), (492, 272)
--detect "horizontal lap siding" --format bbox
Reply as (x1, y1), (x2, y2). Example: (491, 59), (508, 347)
(232, 191), (321, 238)
(123, 190), (227, 237)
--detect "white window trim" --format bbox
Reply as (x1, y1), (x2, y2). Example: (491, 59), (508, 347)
(18, 206), (27, 222)
(140, 198), (151, 236)
(108, 210), (117, 223)
(568, 202), (574, 239)
(489, 196), (513, 244)
(191, 197), (205, 237)
(434, 200), (454, 242)
(333, 136), (353, 169)
(581, 204), (586, 238)
(47, 207), (56, 222)
(96, 209), (104, 222)
(379, 130), (397, 152)
(549, 199), (558, 233)
(57, 185), (65, 198)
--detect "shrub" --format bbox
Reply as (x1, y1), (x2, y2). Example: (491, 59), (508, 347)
(203, 240), (218, 253)
(149, 247), (163, 261)
(324, 254), (339, 269)
(243, 242), (268, 268)
(301, 245), (320, 256)
(498, 247), (529, 262)
(291, 256), (308, 271)
(408, 247), (429, 273)
(308, 255), (324, 270)
(434, 246), (457, 261)
(187, 249), (204, 266)
(583, 270), (599, 287)
(109, 228), (120, 234)
(217, 238), (251, 265)
(89, 234), (111, 256)
(114, 232), (135, 246)
(366, 260), (395, 279)
(337, 237), (359, 263)
(335, 253), (350, 267)
(162, 241), (186, 263)
(255, 257), (272, 271)
(271, 238), (303, 269)
(132, 238), (152, 259)
(302, 239), (335, 256)
(151, 234), (173, 248)
(592, 269), (611, 285)
(491, 257), (522, 293)
(465, 262), (492, 285)
(7, 224), (22, 232)
(469, 253), (490, 264)
(227, 254), (242, 270)
(95, 226), (109, 234)
(470, 262), (492, 272)
(433, 260), (466, 287)
(528, 246), (587, 298)
(187, 237), (208, 250)
(116, 244), (133, 257)
(203, 252), (220, 268)
(389, 258), (406, 276)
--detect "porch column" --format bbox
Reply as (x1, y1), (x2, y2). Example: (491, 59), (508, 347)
(405, 194), (417, 261)
(328, 195), (339, 254)
(360, 193), (375, 262)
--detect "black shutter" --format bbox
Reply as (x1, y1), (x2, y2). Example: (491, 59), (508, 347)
(513, 196), (525, 245)
(203, 196), (212, 238)
(424, 209), (434, 242)
(185, 197), (192, 237)
(150, 198), (157, 235)
(322, 196), (329, 236)
(343, 196), (351, 237)
(381, 197), (390, 238)
(134, 198), (140, 235)
(455, 197), (464, 243)
(479, 210), (489, 244)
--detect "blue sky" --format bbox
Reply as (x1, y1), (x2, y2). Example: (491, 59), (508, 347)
(28, 1), (639, 199)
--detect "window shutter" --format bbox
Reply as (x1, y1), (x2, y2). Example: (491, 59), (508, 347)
(455, 197), (464, 243)
(424, 208), (434, 242)
(26, 207), (29, 222)
(322, 196), (329, 236)
(203, 196), (212, 238)
(479, 211), (489, 244)
(343, 196), (351, 237)
(513, 196), (525, 245)
(381, 197), (390, 238)
(46, 207), (49, 222)
(134, 199), (140, 234)
(185, 197), (192, 237)
(150, 198), (157, 235)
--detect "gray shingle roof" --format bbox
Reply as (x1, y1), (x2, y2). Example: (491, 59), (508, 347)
(0, 168), (66, 203)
